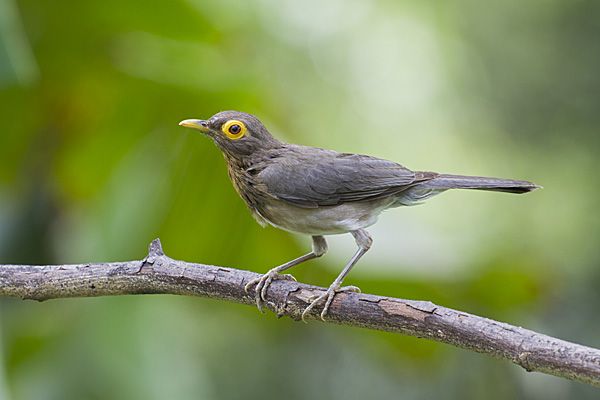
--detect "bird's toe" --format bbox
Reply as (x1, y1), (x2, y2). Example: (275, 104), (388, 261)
(302, 284), (362, 322)
(301, 291), (328, 323)
(339, 285), (361, 294)
(246, 270), (298, 313)
(244, 276), (260, 293)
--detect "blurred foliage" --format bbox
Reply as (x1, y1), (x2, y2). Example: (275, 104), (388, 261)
(1, 0), (599, 399)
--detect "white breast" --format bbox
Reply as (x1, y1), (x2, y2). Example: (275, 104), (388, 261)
(258, 198), (395, 235)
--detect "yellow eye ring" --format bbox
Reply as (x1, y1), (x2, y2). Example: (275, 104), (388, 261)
(221, 120), (247, 140)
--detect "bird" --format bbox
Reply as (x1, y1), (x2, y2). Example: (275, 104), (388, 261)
(179, 111), (539, 322)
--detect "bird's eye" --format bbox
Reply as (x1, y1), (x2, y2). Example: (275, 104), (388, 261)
(222, 120), (247, 140)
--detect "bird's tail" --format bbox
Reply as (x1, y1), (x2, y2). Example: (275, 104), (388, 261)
(421, 173), (540, 194)
(394, 173), (540, 206)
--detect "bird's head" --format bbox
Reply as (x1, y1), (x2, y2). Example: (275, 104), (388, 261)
(179, 111), (281, 159)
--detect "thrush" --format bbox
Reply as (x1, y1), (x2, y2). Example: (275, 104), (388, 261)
(179, 111), (539, 321)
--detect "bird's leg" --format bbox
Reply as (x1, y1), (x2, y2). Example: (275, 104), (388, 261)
(301, 229), (372, 322)
(244, 236), (327, 312)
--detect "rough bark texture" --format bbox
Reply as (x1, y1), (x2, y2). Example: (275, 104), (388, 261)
(0, 239), (599, 387)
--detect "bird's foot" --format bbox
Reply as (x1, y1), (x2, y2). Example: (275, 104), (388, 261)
(244, 269), (297, 313)
(301, 284), (361, 322)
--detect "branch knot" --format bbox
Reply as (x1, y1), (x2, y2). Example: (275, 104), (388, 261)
(148, 238), (165, 257)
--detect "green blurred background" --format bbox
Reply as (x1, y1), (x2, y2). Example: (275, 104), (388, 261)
(1, 0), (599, 398)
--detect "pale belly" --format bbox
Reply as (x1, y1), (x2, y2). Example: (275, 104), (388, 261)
(256, 197), (396, 235)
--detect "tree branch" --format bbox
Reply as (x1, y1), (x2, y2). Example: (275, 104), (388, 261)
(0, 239), (598, 387)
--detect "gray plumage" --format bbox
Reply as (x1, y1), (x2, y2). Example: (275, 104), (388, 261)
(256, 146), (537, 210)
(179, 110), (540, 321)
(256, 145), (434, 208)
(235, 141), (537, 235)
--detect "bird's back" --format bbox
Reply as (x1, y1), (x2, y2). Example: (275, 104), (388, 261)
(254, 144), (429, 207)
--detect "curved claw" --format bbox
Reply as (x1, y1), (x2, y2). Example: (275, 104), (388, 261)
(244, 278), (257, 294)
(244, 271), (297, 313)
(301, 285), (361, 323)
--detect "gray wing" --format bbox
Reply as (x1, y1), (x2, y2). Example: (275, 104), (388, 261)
(257, 147), (428, 208)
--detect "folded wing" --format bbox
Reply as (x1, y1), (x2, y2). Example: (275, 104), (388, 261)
(258, 146), (433, 208)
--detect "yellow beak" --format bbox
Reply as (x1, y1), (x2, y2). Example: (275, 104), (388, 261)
(178, 119), (209, 133)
